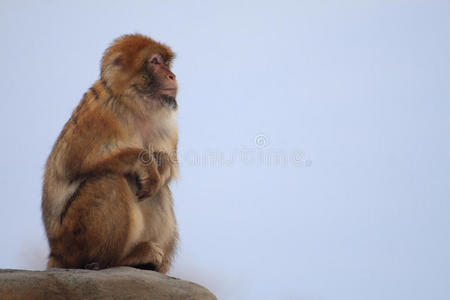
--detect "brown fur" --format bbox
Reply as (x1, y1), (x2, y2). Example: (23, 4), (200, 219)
(42, 34), (179, 273)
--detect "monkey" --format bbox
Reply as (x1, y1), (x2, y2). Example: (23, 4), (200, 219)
(41, 34), (179, 274)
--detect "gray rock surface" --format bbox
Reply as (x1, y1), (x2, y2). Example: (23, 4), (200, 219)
(0, 267), (217, 300)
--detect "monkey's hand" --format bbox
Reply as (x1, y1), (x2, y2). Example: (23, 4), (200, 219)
(135, 160), (160, 200)
(135, 151), (173, 200)
(153, 151), (173, 186)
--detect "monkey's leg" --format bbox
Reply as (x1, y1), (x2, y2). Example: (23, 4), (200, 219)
(51, 174), (132, 269)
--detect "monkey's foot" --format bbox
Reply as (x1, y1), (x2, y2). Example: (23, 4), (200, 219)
(120, 241), (165, 270)
(128, 242), (164, 271)
(156, 256), (171, 274)
(148, 242), (164, 267)
(133, 243), (167, 273)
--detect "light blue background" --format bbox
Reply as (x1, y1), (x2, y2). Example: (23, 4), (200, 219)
(1, 1), (449, 299)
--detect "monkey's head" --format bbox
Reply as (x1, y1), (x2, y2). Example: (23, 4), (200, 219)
(101, 34), (177, 110)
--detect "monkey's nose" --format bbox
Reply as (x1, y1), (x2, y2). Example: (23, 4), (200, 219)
(168, 72), (176, 80)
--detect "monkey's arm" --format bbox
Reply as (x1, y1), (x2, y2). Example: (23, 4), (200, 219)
(76, 147), (143, 178)
(69, 146), (162, 199)
(60, 109), (144, 180)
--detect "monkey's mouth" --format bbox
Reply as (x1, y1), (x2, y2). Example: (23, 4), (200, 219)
(135, 85), (176, 98)
(160, 88), (177, 97)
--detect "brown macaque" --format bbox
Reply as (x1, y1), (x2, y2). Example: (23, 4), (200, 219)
(41, 34), (179, 273)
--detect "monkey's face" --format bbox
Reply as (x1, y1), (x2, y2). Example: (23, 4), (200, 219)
(136, 53), (178, 109)
(100, 34), (177, 110)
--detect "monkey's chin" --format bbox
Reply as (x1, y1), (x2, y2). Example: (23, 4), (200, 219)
(141, 93), (177, 110)
(160, 94), (178, 110)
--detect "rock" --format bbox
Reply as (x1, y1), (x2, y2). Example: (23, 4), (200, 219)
(0, 267), (217, 300)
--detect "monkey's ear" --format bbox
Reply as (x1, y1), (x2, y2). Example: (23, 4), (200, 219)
(112, 54), (122, 66)
(107, 52), (123, 67)
(102, 51), (122, 68)
(101, 52), (123, 78)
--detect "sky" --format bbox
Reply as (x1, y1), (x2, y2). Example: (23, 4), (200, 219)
(1, 0), (449, 299)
